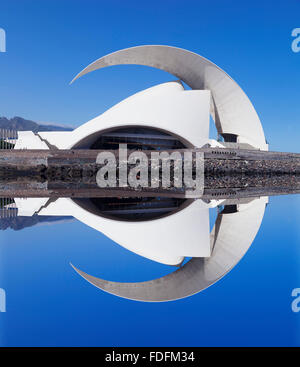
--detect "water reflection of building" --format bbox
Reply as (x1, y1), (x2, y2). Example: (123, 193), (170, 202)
(71, 196), (268, 302)
(4, 195), (268, 301)
(0, 197), (73, 230)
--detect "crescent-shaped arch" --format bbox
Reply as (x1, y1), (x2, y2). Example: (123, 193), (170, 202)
(71, 197), (268, 302)
(71, 45), (268, 150)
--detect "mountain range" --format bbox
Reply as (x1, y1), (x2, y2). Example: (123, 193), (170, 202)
(0, 116), (73, 132)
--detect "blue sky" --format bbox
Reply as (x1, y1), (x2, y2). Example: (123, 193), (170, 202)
(0, 0), (300, 151)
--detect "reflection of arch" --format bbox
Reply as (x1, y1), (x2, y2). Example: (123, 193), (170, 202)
(71, 45), (268, 150)
(72, 197), (192, 222)
(71, 197), (268, 302)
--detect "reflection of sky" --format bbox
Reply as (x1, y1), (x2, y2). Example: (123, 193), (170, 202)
(0, 194), (299, 347)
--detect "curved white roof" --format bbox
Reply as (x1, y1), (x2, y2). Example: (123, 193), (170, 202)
(71, 45), (268, 150)
(39, 81), (211, 149)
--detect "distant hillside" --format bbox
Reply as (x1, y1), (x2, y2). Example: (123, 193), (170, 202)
(0, 215), (74, 231)
(0, 116), (73, 132)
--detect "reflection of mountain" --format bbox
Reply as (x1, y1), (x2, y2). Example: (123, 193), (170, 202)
(0, 215), (74, 231)
(0, 116), (73, 132)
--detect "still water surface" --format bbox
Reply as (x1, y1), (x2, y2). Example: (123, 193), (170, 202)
(0, 194), (299, 346)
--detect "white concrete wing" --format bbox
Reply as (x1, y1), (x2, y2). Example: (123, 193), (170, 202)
(39, 81), (211, 149)
(71, 45), (268, 150)
(70, 197), (268, 302)
(14, 131), (49, 150)
(37, 197), (211, 266)
(14, 198), (49, 216)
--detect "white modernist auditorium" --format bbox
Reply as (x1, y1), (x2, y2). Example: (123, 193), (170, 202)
(15, 45), (268, 151)
(12, 46), (269, 301)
